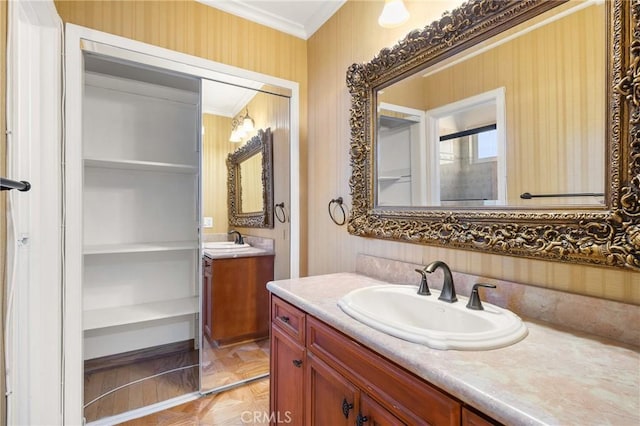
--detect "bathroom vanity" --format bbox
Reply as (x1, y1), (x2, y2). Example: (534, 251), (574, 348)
(268, 272), (639, 425)
(203, 247), (274, 347)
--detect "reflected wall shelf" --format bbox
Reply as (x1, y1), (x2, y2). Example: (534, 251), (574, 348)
(83, 296), (199, 331)
(83, 241), (198, 255)
(84, 158), (198, 174)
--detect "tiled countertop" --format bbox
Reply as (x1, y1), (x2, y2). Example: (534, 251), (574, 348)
(267, 272), (640, 426)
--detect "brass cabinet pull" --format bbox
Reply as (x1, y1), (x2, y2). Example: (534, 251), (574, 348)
(280, 315), (290, 324)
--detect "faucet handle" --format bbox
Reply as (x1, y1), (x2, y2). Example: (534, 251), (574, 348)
(466, 283), (496, 310)
(414, 269), (431, 296)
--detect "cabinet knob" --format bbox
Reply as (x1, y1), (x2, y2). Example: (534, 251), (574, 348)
(356, 414), (368, 426)
(292, 359), (303, 368)
(342, 398), (354, 418)
(280, 315), (290, 324)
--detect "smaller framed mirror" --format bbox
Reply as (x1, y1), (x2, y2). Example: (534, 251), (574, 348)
(227, 128), (274, 228)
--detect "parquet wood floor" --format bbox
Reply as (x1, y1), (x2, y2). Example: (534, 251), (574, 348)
(84, 339), (270, 424)
(118, 377), (270, 426)
(201, 338), (270, 390)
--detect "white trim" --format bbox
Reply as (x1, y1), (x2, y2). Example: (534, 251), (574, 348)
(426, 88), (507, 206)
(196, 0), (346, 40)
(5, 1), (63, 424)
(64, 24), (301, 423)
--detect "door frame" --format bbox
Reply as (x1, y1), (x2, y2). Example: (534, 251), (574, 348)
(64, 24), (300, 424)
(5, 1), (63, 424)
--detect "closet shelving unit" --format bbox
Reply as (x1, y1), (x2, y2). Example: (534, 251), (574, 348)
(81, 55), (201, 360)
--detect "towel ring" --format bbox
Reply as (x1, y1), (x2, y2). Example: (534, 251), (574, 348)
(275, 202), (287, 223)
(328, 197), (346, 226)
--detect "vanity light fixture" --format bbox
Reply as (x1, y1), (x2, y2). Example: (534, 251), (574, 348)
(230, 109), (255, 142)
(378, 0), (410, 28)
(229, 118), (243, 142)
(241, 108), (255, 132)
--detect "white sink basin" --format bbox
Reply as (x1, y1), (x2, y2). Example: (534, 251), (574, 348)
(338, 285), (528, 350)
(203, 241), (252, 250)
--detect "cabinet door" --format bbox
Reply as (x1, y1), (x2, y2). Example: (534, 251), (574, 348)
(359, 393), (405, 426)
(212, 256), (273, 345)
(202, 258), (213, 342)
(271, 326), (305, 426)
(462, 407), (499, 426)
(306, 353), (358, 426)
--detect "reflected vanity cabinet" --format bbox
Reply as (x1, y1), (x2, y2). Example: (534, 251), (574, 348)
(79, 54), (201, 361)
(203, 254), (274, 347)
(269, 296), (498, 426)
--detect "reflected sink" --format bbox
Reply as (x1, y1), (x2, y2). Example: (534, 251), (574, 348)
(338, 285), (528, 350)
(203, 241), (252, 250)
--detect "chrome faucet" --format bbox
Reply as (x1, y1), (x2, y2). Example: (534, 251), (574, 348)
(425, 261), (458, 303)
(228, 229), (244, 245)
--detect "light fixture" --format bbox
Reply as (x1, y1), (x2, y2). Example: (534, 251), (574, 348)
(229, 109), (255, 142)
(378, 0), (410, 28)
(229, 118), (242, 142)
(241, 108), (255, 132)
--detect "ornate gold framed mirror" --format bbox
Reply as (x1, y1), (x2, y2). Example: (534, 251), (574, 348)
(227, 128), (274, 228)
(346, 0), (639, 270)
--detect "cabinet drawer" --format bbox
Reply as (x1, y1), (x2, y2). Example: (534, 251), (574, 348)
(271, 296), (305, 344)
(307, 316), (461, 426)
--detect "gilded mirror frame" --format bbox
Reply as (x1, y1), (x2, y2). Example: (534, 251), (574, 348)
(227, 128), (274, 228)
(346, 0), (640, 270)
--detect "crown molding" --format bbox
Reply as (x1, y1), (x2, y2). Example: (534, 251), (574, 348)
(197, 0), (346, 40)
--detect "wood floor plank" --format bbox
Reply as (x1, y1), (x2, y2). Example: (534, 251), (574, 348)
(85, 339), (268, 423)
(113, 365), (132, 416)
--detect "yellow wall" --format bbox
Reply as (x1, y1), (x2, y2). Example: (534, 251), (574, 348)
(54, 0), (309, 275)
(47, 0), (640, 302)
(307, 0), (640, 304)
(422, 3), (605, 205)
(202, 113), (234, 234)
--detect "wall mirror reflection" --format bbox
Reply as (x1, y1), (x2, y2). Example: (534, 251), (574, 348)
(374, 0), (605, 208)
(227, 128), (274, 228)
(201, 79), (290, 394)
(348, 0), (639, 269)
(241, 152), (264, 213)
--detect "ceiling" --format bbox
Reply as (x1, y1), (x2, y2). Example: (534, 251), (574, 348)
(196, 0), (346, 40)
(200, 0), (346, 118)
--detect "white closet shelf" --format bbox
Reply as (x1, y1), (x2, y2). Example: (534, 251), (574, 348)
(84, 158), (198, 174)
(83, 296), (198, 331)
(378, 175), (410, 181)
(83, 241), (198, 255)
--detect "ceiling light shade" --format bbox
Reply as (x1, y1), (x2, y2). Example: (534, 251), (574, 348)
(242, 108), (255, 132)
(229, 119), (243, 142)
(378, 0), (409, 28)
(229, 129), (242, 142)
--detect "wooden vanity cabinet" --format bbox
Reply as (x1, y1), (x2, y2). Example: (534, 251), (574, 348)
(203, 254), (274, 346)
(306, 352), (360, 425)
(270, 295), (500, 426)
(270, 296), (306, 425)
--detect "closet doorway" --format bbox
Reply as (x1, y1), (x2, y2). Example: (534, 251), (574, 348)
(64, 24), (299, 424)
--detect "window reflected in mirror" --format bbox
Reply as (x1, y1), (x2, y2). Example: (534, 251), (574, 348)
(375, 1), (606, 208)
